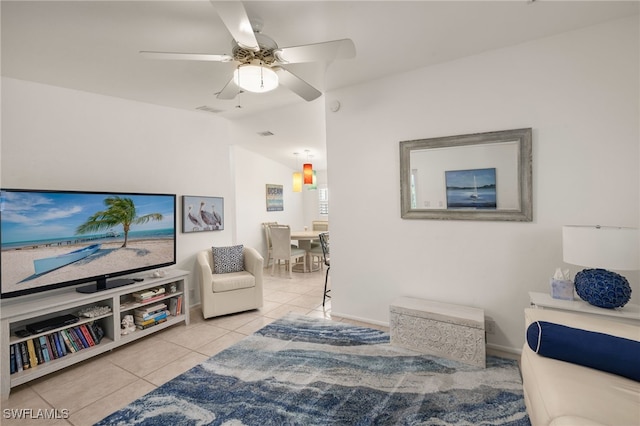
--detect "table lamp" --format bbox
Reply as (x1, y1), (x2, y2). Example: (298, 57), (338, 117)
(562, 225), (639, 308)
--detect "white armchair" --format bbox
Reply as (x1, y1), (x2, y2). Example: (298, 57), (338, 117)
(197, 246), (264, 319)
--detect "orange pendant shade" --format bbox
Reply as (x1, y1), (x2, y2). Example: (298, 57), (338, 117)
(303, 163), (313, 184)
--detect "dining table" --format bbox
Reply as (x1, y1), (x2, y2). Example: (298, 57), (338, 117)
(290, 230), (322, 272)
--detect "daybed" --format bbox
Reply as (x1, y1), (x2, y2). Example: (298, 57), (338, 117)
(521, 308), (640, 426)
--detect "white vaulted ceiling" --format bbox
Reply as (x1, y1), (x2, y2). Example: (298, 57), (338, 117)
(2, 1), (637, 170)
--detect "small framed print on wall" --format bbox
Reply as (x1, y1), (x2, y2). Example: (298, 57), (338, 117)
(266, 184), (284, 212)
(182, 195), (224, 233)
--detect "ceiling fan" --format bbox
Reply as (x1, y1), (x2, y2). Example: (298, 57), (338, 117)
(140, 1), (356, 102)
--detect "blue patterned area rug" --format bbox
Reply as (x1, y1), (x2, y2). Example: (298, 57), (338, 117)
(96, 314), (530, 425)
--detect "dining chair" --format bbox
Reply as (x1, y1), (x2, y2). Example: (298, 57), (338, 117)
(309, 221), (328, 250)
(319, 232), (330, 307)
(312, 220), (329, 231)
(270, 225), (307, 278)
(261, 222), (278, 267)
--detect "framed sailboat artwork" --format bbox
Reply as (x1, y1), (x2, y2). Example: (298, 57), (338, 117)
(445, 168), (497, 209)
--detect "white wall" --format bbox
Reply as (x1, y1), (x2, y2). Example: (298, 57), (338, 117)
(231, 145), (329, 261)
(1, 78), (234, 304)
(325, 16), (639, 352)
(232, 145), (304, 259)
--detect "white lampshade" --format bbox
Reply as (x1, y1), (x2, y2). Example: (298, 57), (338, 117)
(233, 64), (278, 93)
(562, 225), (639, 271)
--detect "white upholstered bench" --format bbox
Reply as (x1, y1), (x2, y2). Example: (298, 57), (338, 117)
(390, 297), (486, 367)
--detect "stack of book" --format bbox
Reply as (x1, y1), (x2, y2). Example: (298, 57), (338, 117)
(169, 295), (183, 316)
(134, 303), (169, 330)
(10, 322), (103, 374)
(132, 286), (166, 304)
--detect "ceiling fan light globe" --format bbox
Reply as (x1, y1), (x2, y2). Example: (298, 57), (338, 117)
(233, 64), (278, 93)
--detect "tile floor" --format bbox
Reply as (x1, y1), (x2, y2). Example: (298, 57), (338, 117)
(0, 266), (369, 426)
(2, 267), (515, 425)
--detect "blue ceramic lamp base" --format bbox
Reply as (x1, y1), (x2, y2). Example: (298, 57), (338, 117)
(574, 268), (632, 309)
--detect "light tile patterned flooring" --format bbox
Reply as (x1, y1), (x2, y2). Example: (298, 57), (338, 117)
(1, 266), (376, 426)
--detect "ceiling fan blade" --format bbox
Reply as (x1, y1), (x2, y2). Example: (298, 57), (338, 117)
(275, 39), (356, 64)
(216, 76), (240, 100)
(275, 67), (322, 102)
(210, 1), (259, 52)
(140, 51), (233, 62)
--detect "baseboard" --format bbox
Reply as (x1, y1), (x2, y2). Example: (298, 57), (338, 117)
(487, 342), (522, 359)
(330, 311), (389, 328)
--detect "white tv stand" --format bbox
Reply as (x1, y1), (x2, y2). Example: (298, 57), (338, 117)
(0, 269), (190, 400)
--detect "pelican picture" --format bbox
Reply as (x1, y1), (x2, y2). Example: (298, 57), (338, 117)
(182, 196), (224, 233)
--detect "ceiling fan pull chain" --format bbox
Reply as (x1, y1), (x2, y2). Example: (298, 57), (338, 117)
(236, 64), (243, 109)
(260, 61), (265, 90)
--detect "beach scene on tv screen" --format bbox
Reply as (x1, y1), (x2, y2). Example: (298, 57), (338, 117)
(1, 191), (175, 295)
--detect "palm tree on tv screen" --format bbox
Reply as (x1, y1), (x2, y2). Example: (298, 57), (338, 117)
(76, 196), (163, 248)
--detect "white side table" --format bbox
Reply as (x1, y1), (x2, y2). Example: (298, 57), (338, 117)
(529, 291), (640, 326)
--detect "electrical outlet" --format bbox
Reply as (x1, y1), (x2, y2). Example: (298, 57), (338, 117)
(485, 319), (496, 335)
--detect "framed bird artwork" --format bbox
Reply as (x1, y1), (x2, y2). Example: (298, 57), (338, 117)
(182, 196), (224, 233)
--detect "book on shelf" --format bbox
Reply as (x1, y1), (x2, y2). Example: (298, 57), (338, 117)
(137, 317), (167, 330)
(33, 337), (44, 364)
(136, 294), (167, 304)
(67, 328), (84, 350)
(12, 344), (25, 374)
(60, 330), (77, 353)
(53, 332), (66, 357)
(136, 311), (168, 326)
(38, 336), (51, 362)
(168, 296), (182, 316)
(19, 342), (30, 369)
(10, 344), (16, 374)
(26, 339), (38, 367)
(44, 335), (54, 360)
(46, 334), (59, 359)
(86, 322), (99, 344)
(72, 327), (90, 349)
(134, 309), (168, 322)
(134, 303), (167, 316)
(79, 324), (96, 346)
(132, 286), (165, 301)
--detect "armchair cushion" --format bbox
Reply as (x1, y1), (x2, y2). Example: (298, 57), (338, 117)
(212, 271), (255, 292)
(212, 244), (244, 274)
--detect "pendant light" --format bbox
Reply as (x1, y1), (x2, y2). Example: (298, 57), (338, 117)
(307, 170), (317, 190)
(292, 153), (302, 192)
(303, 150), (313, 185)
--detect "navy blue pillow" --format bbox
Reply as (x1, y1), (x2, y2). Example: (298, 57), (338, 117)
(526, 321), (640, 382)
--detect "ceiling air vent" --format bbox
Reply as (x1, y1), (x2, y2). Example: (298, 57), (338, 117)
(257, 131), (274, 137)
(195, 105), (223, 114)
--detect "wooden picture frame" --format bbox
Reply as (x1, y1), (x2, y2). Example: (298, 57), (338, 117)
(400, 128), (532, 221)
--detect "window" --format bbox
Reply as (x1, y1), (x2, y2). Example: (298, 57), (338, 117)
(319, 187), (329, 215)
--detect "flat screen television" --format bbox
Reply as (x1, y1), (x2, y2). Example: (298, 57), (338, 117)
(1, 189), (176, 299)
